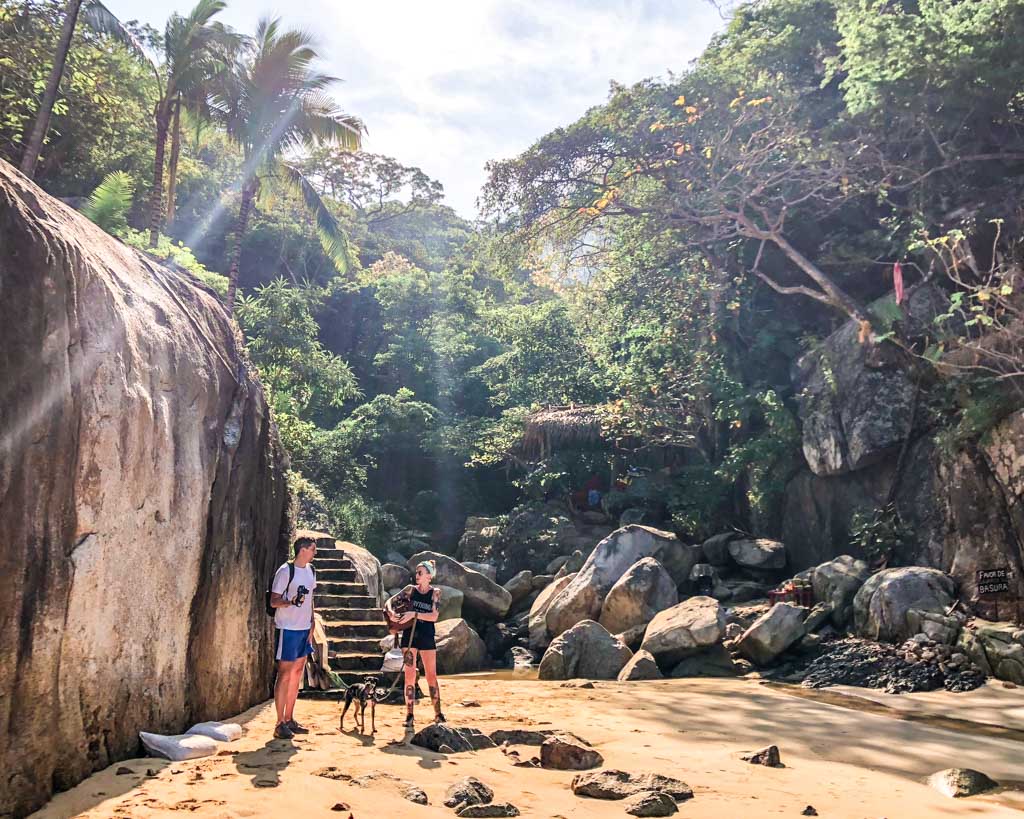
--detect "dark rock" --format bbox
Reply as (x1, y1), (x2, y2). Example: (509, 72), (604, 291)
(115, 767), (133, 776)
(670, 643), (737, 678)
(540, 735), (603, 770)
(570, 770), (693, 801)
(444, 775), (494, 809)
(330, 803), (350, 812)
(560, 680), (595, 688)
(701, 532), (740, 566)
(623, 790), (679, 816)
(0, 157), (290, 818)
(403, 786), (428, 804)
(927, 768), (999, 798)
(484, 622), (519, 659)
(741, 745), (783, 767)
(802, 603), (833, 633)
(801, 807), (818, 816)
(489, 729), (554, 746)
(456, 803), (521, 817)
(411, 724), (496, 753)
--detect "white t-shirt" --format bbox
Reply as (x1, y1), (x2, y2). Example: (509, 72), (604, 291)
(272, 563), (316, 631)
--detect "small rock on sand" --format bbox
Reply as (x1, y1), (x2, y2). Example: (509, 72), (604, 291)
(623, 790), (679, 816)
(490, 729), (554, 745)
(741, 745), (783, 768)
(927, 768), (998, 798)
(540, 735), (604, 770)
(560, 680), (595, 689)
(115, 767), (133, 776)
(456, 804), (521, 817)
(571, 770), (693, 801)
(444, 776), (494, 809)
(330, 803), (350, 812)
(801, 807), (818, 816)
(403, 785), (428, 804)
(412, 724), (496, 753)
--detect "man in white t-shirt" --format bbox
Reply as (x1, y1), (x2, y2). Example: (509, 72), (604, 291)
(269, 536), (317, 739)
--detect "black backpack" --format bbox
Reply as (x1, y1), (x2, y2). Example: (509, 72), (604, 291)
(266, 562), (295, 617)
(265, 562), (316, 617)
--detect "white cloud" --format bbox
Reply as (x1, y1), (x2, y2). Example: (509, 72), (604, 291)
(118, 0), (725, 215)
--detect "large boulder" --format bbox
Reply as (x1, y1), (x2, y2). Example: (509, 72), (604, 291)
(617, 650), (664, 681)
(728, 538), (786, 571)
(701, 532), (738, 566)
(854, 567), (956, 643)
(972, 621), (1024, 684)
(811, 555), (870, 628)
(407, 551), (511, 620)
(545, 526), (697, 642)
(464, 561), (498, 581)
(435, 619), (489, 674)
(437, 585), (465, 621)
(735, 603), (808, 666)
(640, 597), (726, 669)
(458, 516), (502, 564)
(669, 643), (738, 677)
(598, 558), (679, 635)
(538, 620), (633, 680)
(382, 562), (411, 591)
(503, 570), (535, 605)
(0, 161), (290, 818)
(792, 288), (946, 476)
(528, 572), (575, 649)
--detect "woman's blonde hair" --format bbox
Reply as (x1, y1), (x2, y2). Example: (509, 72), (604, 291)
(415, 560), (437, 578)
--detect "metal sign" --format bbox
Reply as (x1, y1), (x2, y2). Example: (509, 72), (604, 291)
(977, 567), (1011, 596)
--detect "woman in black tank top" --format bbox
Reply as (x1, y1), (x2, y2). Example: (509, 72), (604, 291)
(387, 560), (444, 729)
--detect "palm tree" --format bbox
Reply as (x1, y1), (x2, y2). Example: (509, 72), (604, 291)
(146, 0), (237, 248)
(215, 17), (362, 313)
(19, 0), (144, 178)
(163, 22), (243, 228)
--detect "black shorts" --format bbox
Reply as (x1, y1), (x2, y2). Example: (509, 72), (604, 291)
(400, 627), (436, 651)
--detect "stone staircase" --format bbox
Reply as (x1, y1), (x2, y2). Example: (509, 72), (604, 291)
(305, 544), (388, 693)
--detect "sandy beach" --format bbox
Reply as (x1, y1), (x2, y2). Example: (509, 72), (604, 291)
(30, 675), (1024, 818)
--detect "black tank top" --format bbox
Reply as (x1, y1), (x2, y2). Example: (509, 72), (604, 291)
(410, 586), (435, 641)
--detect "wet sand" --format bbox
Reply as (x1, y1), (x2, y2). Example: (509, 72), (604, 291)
(32, 676), (1024, 818)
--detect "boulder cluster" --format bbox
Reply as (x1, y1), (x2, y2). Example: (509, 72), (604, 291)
(376, 505), (1019, 692)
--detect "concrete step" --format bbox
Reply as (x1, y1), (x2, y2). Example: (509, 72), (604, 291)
(318, 594), (376, 608)
(329, 636), (387, 653)
(330, 652), (384, 671)
(313, 548), (349, 560)
(319, 607), (383, 623)
(316, 581), (365, 596)
(324, 620), (389, 639)
(313, 557), (353, 570)
(315, 568), (358, 583)
(298, 669), (388, 697)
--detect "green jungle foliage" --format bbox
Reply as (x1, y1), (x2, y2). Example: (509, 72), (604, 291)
(6, 0), (1024, 554)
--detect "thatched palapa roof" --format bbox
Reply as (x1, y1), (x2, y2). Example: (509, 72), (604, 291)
(518, 405), (605, 459)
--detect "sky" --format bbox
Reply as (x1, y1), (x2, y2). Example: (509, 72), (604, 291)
(109, 1), (726, 217)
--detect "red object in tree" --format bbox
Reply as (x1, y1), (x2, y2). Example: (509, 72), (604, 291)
(893, 262), (905, 305)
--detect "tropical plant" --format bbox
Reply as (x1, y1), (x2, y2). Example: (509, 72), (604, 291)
(142, 0), (240, 247)
(17, 0), (143, 178)
(214, 16), (362, 312)
(81, 169), (133, 234)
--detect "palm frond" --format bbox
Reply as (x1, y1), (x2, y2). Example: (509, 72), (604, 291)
(280, 162), (353, 276)
(81, 1), (154, 68)
(82, 170), (135, 235)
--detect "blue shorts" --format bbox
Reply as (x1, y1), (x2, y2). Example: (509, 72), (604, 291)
(275, 628), (313, 662)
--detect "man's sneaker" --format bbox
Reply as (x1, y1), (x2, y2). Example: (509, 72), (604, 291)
(434, 712), (447, 724)
(273, 722), (294, 739)
(286, 719), (309, 734)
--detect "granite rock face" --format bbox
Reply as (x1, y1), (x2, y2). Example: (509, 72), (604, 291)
(0, 160), (290, 817)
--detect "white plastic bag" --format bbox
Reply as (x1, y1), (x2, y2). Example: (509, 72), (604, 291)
(139, 731), (218, 761)
(185, 721), (243, 742)
(381, 647), (405, 673)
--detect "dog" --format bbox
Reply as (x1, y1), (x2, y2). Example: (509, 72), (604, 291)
(339, 677), (379, 734)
